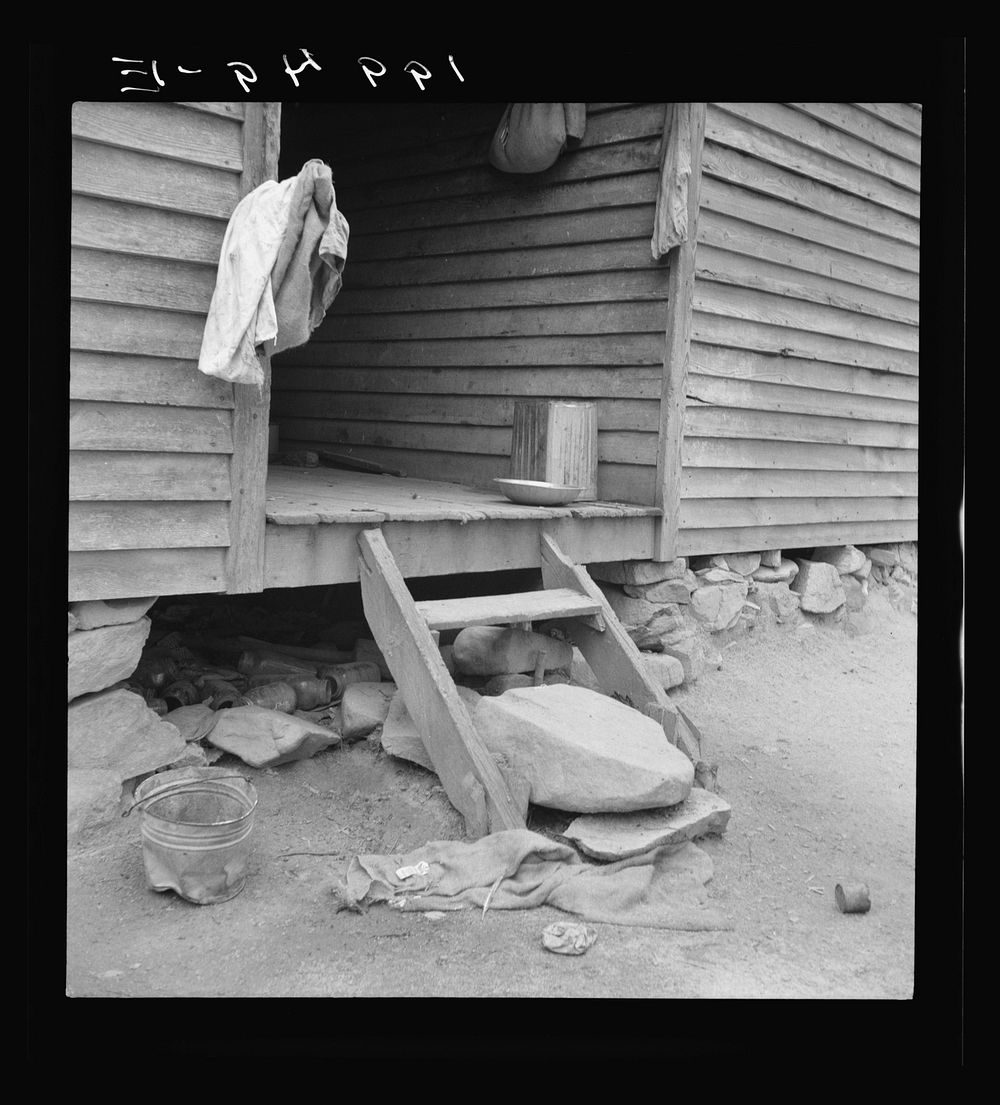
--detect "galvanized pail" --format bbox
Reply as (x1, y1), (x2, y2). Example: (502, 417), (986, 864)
(132, 767), (258, 905)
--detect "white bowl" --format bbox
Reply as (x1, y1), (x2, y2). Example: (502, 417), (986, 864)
(493, 479), (584, 506)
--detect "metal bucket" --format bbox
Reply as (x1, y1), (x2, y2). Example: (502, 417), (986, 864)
(131, 767), (258, 905)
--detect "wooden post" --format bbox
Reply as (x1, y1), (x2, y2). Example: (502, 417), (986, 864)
(653, 103), (706, 562)
(225, 102), (282, 593)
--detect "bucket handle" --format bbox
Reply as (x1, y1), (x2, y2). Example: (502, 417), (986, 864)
(122, 774), (252, 817)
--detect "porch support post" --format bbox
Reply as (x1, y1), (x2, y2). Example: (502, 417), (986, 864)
(653, 102), (706, 562)
(225, 102), (282, 593)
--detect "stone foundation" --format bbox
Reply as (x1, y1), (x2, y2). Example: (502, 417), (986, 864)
(589, 541), (917, 681)
(67, 594), (194, 842)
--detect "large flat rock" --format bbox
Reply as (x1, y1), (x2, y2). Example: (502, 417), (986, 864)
(791, 559), (846, 613)
(588, 557), (686, 586)
(67, 617), (151, 702)
(471, 684), (694, 813)
(69, 597), (157, 631)
(340, 681), (397, 739)
(68, 688), (187, 780)
(690, 581), (748, 631)
(380, 686), (483, 771)
(207, 705), (341, 767)
(563, 788), (732, 860)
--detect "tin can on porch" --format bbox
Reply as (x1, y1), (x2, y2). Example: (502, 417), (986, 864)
(131, 767), (258, 905)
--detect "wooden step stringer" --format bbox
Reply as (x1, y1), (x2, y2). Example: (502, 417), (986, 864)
(358, 528), (524, 838)
(358, 527), (701, 840)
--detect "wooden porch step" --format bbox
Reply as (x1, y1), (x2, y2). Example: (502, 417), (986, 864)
(414, 588), (603, 631)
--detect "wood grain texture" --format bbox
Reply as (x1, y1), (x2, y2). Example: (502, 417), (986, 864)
(786, 103), (921, 164)
(271, 392), (657, 434)
(271, 364), (662, 400)
(69, 501), (230, 551)
(225, 100), (281, 595)
(70, 452), (231, 502)
(688, 344), (919, 402)
(263, 513), (655, 588)
(71, 301), (207, 359)
(678, 495), (917, 529)
(71, 247), (217, 314)
(70, 352), (234, 409)
(69, 402), (233, 453)
(72, 138), (241, 218)
(681, 437), (918, 473)
(415, 588), (602, 631)
(691, 312), (918, 376)
(72, 101), (244, 170)
(69, 547), (228, 602)
(71, 196), (227, 265)
(706, 105), (920, 217)
(852, 103), (923, 137)
(654, 103), (705, 560)
(676, 518), (918, 557)
(711, 103), (921, 192)
(701, 139), (920, 246)
(700, 176), (920, 275)
(681, 467), (917, 500)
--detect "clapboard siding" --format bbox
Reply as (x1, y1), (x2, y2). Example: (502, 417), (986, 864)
(676, 103), (920, 557)
(272, 102), (671, 503)
(69, 101), (251, 601)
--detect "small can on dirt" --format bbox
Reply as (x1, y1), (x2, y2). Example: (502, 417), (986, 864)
(317, 661), (382, 701)
(162, 680), (201, 709)
(134, 656), (181, 690)
(240, 681), (298, 713)
(835, 882), (872, 914)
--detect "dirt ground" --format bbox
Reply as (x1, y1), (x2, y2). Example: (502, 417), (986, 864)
(61, 592), (926, 1015)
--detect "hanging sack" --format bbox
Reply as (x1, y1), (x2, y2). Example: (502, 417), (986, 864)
(489, 103), (586, 174)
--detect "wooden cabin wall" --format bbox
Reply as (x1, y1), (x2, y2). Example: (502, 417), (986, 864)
(676, 103), (920, 556)
(270, 102), (671, 505)
(69, 102), (258, 601)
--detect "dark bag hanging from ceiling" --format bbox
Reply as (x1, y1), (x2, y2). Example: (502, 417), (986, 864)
(489, 103), (587, 174)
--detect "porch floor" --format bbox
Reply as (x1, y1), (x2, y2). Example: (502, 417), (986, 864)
(261, 466), (661, 589)
(264, 465), (659, 526)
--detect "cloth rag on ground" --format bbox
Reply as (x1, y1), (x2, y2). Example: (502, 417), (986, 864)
(198, 159), (350, 387)
(337, 829), (731, 930)
(489, 104), (586, 174)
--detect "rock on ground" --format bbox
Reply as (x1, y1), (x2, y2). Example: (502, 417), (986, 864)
(563, 788), (732, 860)
(812, 545), (868, 575)
(597, 585), (685, 648)
(841, 574), (868, 612)
(751, 559), (800, 583)
(790, 560), (846, 614)
(69, 597), (157, 631)
(752, 581), (802, 621)
(68, 688), (187, 779)
(341, 681), (398, 739)
(207, 706), (341, 767)
(471, 684), (694, 813)
(68, 769), (126, 841)
(657, 635), (707, 682)
(643, 653), (685, 690)
(690, 581), (749, 631)
(68, 617), (152, 702)
(711, 552), (761, 576)
(380, 689), (484, 771)
(588, 557), (687, 586)
(859, 544), (900, 568)
(451, 626), (573, 676)
(623, 578), (692, 604)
